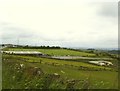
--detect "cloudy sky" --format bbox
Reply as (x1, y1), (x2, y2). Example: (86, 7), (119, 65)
(0, 0), (118, 48)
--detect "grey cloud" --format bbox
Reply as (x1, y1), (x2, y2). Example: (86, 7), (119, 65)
(0, 2), (118, 49)
(97, 2), (117, 18)
(1, 24), (34, 39)
(0, 22), (11, 26)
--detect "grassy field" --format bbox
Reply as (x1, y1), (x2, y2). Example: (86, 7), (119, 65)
(0, 53), (2, 90)
(2, 54), (118, 89)
(2, 47), (118, 89)
(6, 54), (113, 70)
(8, 48), (96, 57)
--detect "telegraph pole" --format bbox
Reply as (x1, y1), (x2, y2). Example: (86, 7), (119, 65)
(17, 38), (19, 46)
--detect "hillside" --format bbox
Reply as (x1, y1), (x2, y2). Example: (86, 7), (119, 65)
(2, 47), (118, 89)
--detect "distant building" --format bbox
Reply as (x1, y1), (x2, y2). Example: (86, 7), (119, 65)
(2, 44), (14, 47)
(3, 51), (44, 56)
(89, 60), (113, 66)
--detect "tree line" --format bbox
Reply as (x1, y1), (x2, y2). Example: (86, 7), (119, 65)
(16, 45), (61, 49)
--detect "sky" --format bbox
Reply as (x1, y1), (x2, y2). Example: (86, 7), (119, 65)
(0, 0), (118, 48)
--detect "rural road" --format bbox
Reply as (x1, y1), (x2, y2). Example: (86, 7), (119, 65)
(51, 56), (113, 60)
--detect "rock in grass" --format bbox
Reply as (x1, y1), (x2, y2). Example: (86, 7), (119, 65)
(25, 67), (44, 76)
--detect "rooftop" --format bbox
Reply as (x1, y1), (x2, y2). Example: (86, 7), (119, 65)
(3, 51), (43, 55)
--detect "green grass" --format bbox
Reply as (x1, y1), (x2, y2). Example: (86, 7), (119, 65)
(8, 48), (96, 57)
(10, 55), (112, 70)
(2, 54), (118, 89)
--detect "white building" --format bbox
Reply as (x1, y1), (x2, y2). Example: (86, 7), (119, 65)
(2, 51), (43, 55)
(89, 60), (113, 66)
